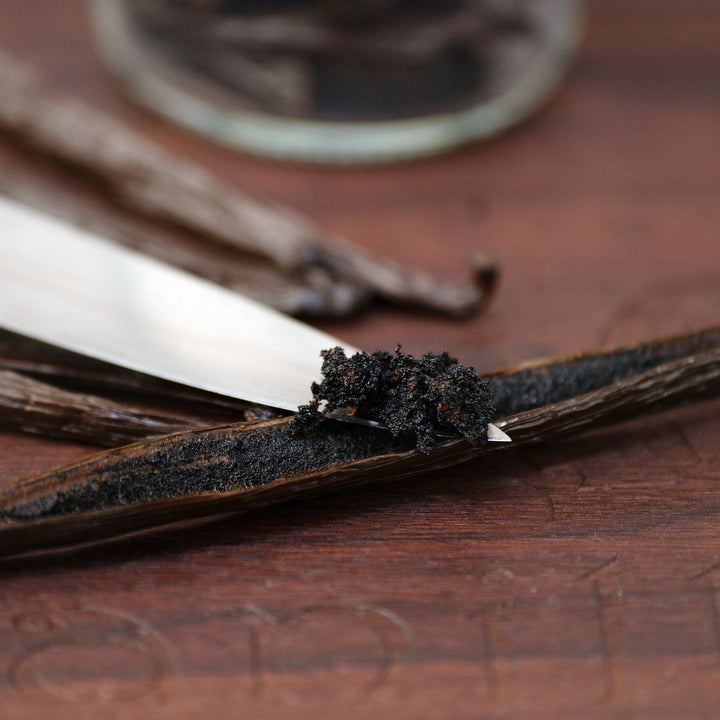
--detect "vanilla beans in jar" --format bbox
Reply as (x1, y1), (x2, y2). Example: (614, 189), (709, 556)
(92, 0), (584, 161)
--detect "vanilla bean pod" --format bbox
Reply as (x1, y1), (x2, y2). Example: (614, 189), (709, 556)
(0, 50), (491, 316)
(0, 173), (370, 317)
(206, 7), (490, 65)
(2, 326), (718, 448)
(0, 370), (230, 446)
(0, 332), (284, 443)
(183, 43), (315, 114)
(0, 357), (281, 431)
(1, 327), (719, 557)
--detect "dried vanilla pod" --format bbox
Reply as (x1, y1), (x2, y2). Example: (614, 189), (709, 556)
(0, 331), (284, 445)
(1, 327), (719, 558)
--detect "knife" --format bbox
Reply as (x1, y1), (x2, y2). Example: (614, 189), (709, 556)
(0, 195), (508, 440)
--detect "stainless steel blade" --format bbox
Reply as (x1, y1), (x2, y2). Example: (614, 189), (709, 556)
(0, 196), (510, 443)
(0, 196), (358, 412)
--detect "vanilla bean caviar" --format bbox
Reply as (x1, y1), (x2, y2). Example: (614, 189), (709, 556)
(293, 347), (496, 454)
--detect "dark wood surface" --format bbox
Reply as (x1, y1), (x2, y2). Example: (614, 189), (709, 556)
(1, 2), (720, 718)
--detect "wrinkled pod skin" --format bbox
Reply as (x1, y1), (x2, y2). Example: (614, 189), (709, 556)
(1, 326), (719, 557)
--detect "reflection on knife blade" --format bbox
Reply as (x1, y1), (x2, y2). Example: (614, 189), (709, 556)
(0, 195), (358, 412)
(0, 196), (504, 447)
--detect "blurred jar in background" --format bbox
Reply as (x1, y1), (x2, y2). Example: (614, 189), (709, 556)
(92, 0), (584, 163)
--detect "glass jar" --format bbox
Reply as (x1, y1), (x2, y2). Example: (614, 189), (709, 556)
(91, 0), (584, 163)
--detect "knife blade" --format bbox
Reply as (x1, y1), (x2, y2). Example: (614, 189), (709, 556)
(0, 195), (358, 412)
(0, 195), (510, 442)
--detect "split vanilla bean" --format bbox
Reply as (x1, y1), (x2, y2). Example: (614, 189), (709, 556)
(1, 326), (719, 557)
(0, 50), (494, 317)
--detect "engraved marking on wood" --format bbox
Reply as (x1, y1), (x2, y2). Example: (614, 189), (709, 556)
(708, 583), (720, 677)
(690, 562), (720, 675)
(208, 603), (277, 701)
(468, 599), (516, 701)
(273, 604), (413, 707)
(9, 606), (178, 704)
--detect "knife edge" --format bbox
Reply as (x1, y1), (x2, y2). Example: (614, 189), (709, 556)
(0, 196), (359, 412)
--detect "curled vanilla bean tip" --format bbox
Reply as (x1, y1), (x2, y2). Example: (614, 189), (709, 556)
(472, 253), (500, 303)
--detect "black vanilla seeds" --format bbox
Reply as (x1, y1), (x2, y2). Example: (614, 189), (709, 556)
(293, 347), (496, 454)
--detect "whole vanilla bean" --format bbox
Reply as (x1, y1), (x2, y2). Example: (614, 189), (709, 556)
(0, 369), (228, 446)
(0, 331), (285, 444)
(1, 327), (719, 557)
(0, 356), (282, 431)
(0, 51), (491, 317)
(0, 173), (371, 317)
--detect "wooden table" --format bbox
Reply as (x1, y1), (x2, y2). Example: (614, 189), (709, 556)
(1, 2), (719, 718)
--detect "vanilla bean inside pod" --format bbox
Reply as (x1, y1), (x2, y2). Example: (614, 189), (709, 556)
(1, 327), (720, 560)
(293, 347), (495, 454)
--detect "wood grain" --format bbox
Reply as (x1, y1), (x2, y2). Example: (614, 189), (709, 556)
(1, 1), (720, 718)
